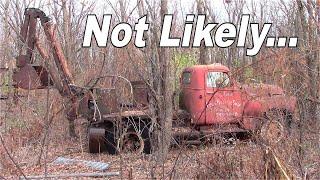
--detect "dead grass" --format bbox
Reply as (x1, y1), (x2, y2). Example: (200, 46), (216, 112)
(0, 92), (319, 179)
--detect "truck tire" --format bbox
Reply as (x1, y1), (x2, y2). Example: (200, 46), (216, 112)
(105, 127), (117, 154)
(141, 125), (151, 154)
(119, 124), (151, 154)
(88, 127), (107, 153)
(260, 109), (289, 145)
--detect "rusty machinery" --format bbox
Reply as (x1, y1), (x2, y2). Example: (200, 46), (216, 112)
(14, 8), (78, 121)
(12, 8), (297, 155)
(14, 8), (151, 154)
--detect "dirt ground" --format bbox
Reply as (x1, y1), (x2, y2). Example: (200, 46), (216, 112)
(0, 92), (319, 179)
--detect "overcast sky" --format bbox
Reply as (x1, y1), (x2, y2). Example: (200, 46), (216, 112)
(89, 0), (288, 22)
(0, 0), (291, 37)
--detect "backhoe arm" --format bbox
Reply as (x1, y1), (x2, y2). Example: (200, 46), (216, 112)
(14, 8), (79, 136)
(15, 8), (74, 97)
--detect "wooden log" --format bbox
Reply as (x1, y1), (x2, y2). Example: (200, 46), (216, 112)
(19, 172), (120, 179)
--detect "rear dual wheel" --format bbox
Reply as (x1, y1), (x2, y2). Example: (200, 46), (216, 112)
(120, 125), (151, 154)
(88, 127), (107, 153)
(119, 131), (145, 154)
(88, 126), (117, 154)
(88, 125), (151, 154)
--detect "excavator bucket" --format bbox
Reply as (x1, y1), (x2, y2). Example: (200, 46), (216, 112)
(13, 64), (53, 90)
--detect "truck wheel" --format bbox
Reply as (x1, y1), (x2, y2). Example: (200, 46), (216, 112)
(141, 126), (151, 154)
(105, 127), (117, 154)
(119, 131), (144, 154)
(119, 126), (151, 154)
(260, 109), (287, 145)
(88, 127), (107, 153)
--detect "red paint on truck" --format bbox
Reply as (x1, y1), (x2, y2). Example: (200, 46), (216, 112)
(180, 63), (296, 130)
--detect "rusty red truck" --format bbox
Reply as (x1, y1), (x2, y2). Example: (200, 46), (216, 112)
(178, 64), (296, 139)
(86, 63), (296, 154)
(13, 8), (297, 154)
(180, 63), (296, 128)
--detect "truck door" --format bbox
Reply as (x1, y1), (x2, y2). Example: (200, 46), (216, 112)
(205, 71), (244, 124)
(181, 71), (206, 125)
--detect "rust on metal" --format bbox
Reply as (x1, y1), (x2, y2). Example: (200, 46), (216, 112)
(14, 8), (80, 138)
(13, 64), (53, 89)
(16, 8), (74, 96)
(35, 40), (64, 94)
(13, 8), (299, 154)
(41, 20), (74, 95)
(119, 131), (144, 154)
(16, 55), (28, 67)
(88, 127), (107, 153)
(180, 63), (296, 131)
(102, 110), (150, 119)
(131, 81), (149, 107)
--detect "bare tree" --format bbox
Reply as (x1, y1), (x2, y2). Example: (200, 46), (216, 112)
(296, 0), (319, 123)
(158, 0), (173, 162)
(197, 0), (210, 65)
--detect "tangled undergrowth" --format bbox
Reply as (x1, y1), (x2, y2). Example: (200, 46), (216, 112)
(0, 91), (319, 179)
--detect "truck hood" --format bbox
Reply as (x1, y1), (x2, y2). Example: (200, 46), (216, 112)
(242, 83), (284, 97)
(242, 83), (296, 113)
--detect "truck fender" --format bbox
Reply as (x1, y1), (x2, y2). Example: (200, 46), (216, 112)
(243, 101), (262, 117)
(241, 101), (263, 130)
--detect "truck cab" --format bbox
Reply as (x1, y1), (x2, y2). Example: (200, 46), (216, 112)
(180, 63), (245, 125)
(180, 63), (296, 131)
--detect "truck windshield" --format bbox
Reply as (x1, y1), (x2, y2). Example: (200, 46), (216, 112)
(207, 72), (230, 88)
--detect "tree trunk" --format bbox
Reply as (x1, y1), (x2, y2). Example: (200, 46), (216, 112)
(318, 0), (320, 25)
(197, 0), (210, 65)
(62, 0), (76, 137)
(297, 0), (319, 123)
(157, 0), (173, 163)
(306, 0), (319, 123)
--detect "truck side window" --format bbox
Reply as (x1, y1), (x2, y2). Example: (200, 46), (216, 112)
(207, 72), (230, 88)
(182, 72), (191, 84)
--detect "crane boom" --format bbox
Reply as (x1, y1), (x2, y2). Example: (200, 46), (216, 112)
(13, 8), (79, 136)
(14, 8), (74, 97)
